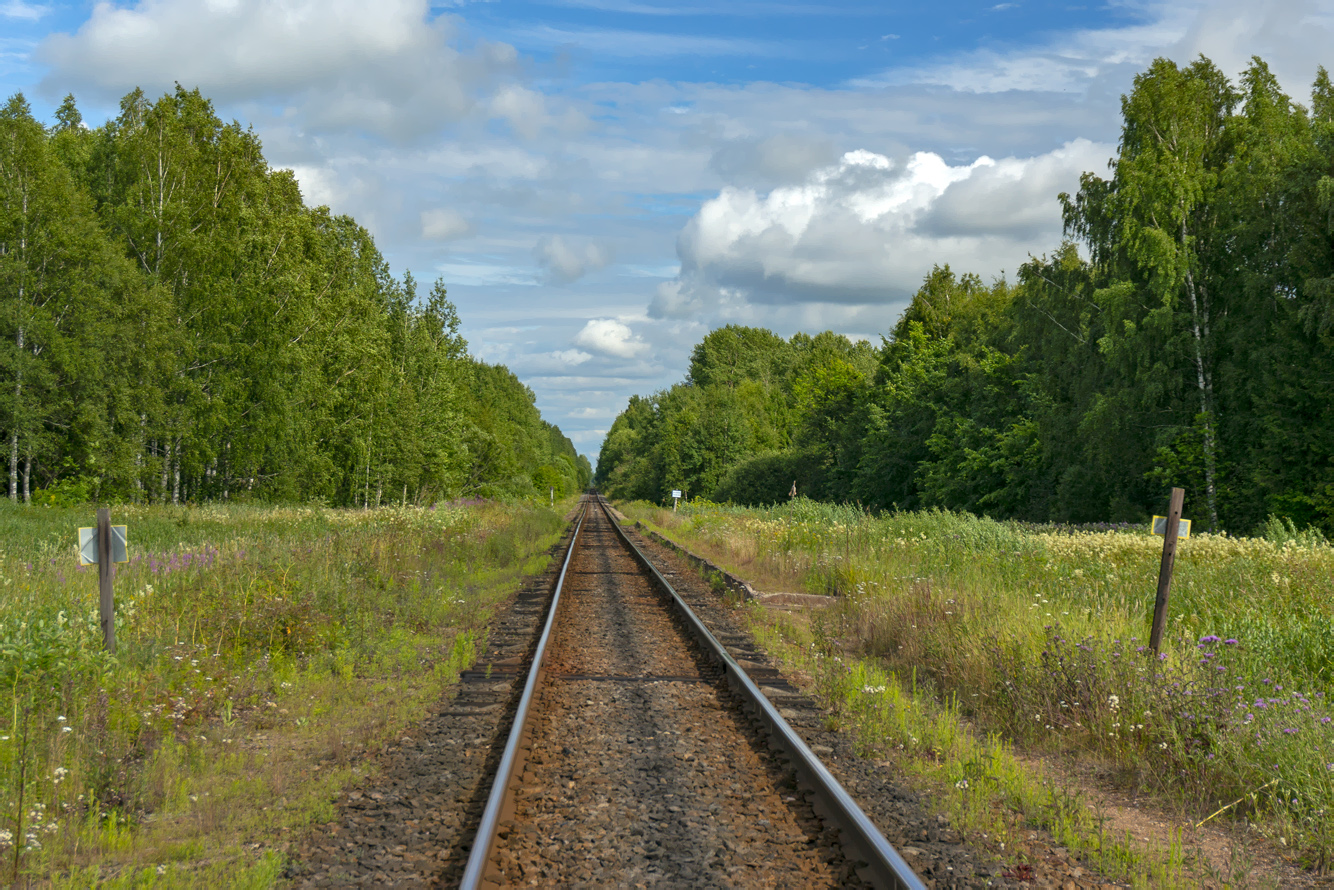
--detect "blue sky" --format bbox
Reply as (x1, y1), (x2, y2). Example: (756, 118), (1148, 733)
(3, 0), (1333, 460)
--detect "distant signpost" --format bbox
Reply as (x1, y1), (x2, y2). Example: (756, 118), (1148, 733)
(78, 509), (128, 653)
(671, 489), (682, 511)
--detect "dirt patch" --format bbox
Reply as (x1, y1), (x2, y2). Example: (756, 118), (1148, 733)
(1014, 752), (1328, 888)
(752, 591), (838, 610)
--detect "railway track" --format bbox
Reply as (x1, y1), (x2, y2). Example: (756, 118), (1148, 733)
(290, 494), (993, 887)
(459, 494), (923, 888)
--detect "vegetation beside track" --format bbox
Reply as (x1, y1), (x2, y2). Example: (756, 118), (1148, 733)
(620, 498), (1334, 884)
(0, 499), (570, 886)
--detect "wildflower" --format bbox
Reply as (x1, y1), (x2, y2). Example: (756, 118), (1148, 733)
(1108, 694), (1120, 710)
(1198, 635), (1220, 645)
(1224, 639), (1238, 645)
(955, 779), (969, 790)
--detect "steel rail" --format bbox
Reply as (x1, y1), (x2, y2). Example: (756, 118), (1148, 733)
(459, 497), (587, 889)
(594, 495), (926, 890)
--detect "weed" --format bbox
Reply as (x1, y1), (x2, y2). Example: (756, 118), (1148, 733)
(624, 497), (1334, 872)
(0, 499), (567, 883)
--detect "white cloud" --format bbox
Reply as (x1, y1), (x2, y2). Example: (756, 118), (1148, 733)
(568, 406), (617, 419)
(491, 85), (548, 139)
(421, 208), (475, 241)
(535, 235), (611, 284)
(552, 349), (593, 366)
(37, 0), (532, 140)
(858, 0), (1334, 100)
(918, 139), (1111, 238)
(287, 164), (339, 208)
(1, 1), (48, 20)
(651, 140), (1112, 318)
(573, 319), (648, 358)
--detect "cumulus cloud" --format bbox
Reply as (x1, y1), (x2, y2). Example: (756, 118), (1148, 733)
(535, 235), (611, 284)
(421, 208), (475, 241)
(918, 139), (1110, 238)
(36, 0), (532, 140)
(573, 319), (648, 358)
(650, 140), (1112, 318)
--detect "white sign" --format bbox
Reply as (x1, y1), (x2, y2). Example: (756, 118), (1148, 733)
(1151, 516), (1191, 539)
(78, 526), (128, 565)
(671, 490), (682, 499)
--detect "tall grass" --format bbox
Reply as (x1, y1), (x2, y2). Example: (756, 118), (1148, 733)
(0, 499), (564, 883)
(626, 498), (1334, 866)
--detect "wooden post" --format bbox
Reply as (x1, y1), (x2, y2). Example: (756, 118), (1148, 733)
(1149, 487), (1185, 654)
(97, 507), (116, 653)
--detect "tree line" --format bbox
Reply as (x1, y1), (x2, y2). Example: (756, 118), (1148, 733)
(595, 55), (1334, 534)
(0, 86), (590, 506)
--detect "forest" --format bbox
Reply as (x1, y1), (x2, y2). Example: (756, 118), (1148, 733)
(595, 55), (1334, 535)
(0, 86), (590, 506)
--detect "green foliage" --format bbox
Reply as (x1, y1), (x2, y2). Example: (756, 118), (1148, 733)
(711, 448), (829, 505)
(1261, 514), (1329, 548)
(0, 500), (564, 879)
(599, 53), (1334, 536)
(635, 500), (1334, 864)
(0, 87), (580, 507)
(460, 361), (590, 500)
(595, 327), (875, 503)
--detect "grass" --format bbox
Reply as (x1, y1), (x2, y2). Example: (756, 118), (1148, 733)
(621, 497), (1334, 883)
(0, 498), (569, 885)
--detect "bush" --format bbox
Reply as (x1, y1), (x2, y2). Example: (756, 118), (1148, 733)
(711, 448), (829, 505)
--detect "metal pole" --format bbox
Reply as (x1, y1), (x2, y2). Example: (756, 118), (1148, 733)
(1149, 487), (1184, 653)
(97, 507), (116, 653)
